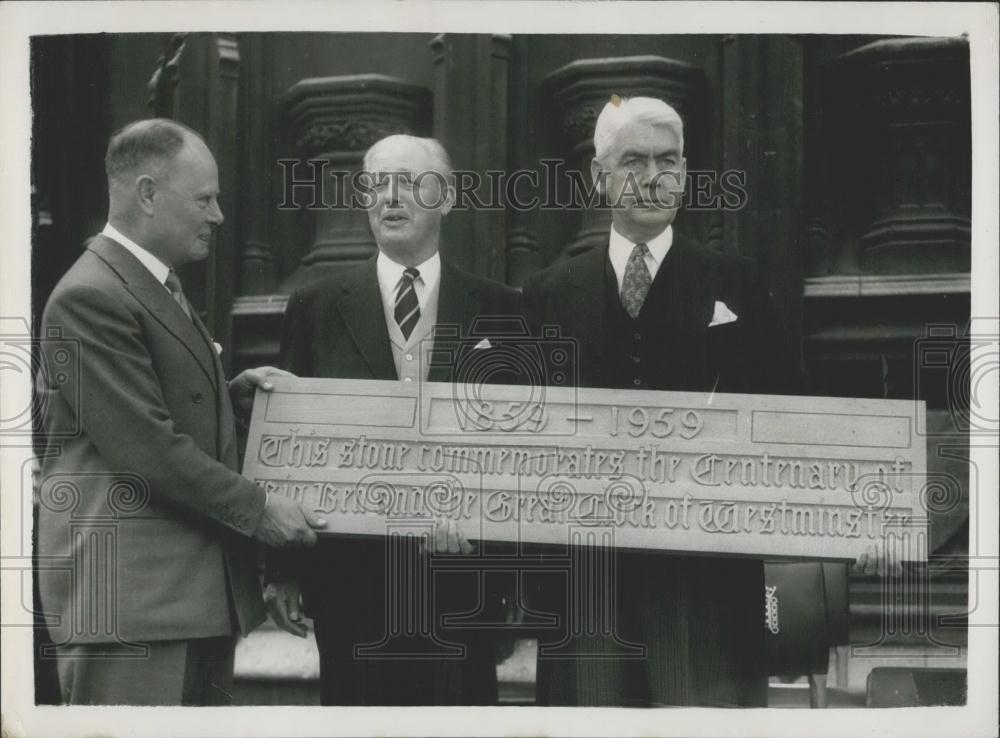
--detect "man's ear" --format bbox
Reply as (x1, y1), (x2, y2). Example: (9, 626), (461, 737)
(664, 156), (688, 209)
(439, 183), (456, 217)
(136, 175), (157, 216)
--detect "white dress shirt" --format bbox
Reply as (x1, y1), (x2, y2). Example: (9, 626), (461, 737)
(102, 222), (172, 291)
(375, 251), (441, 314)
(607, 224), (674, 293)
(376, 251), (442, 383)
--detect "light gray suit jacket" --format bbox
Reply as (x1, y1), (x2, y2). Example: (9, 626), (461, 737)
(36, 235), (266, 645)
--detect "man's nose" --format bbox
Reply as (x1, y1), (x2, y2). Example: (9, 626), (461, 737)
(208, 200), (224, 225)
(640, 158), (660, 185)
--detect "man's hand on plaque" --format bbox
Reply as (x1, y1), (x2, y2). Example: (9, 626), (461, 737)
(229, 365), (295, 421)
(253, 494), (327, 548)
(263, 577), (308, 638)
(421, 517), (475, 555)
(852, 543), (903, 577)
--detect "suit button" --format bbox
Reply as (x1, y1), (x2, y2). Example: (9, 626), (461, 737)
(632, 355), (641, 364)
(632, 378), (642, 387)
(405, 353), (413, 361)
(403, 377), (413, 383)
(634, 332), (642, 341)
(192, 391), (204, 403)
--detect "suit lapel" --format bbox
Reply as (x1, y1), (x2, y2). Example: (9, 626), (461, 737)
(336, 257), (397, 379)
(653, 233), (715, 330)
(191, 309), (224, 392)
(428, 260), (482, 383)
(211, 351), (238, 469)
(89, 236), (218, 390)
(189, 311), (238, 465)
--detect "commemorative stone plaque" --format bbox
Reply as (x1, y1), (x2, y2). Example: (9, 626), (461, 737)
(244, 377), (928, 561)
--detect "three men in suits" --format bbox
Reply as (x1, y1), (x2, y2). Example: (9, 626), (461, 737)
(520, 97), (788, 707)
(265, 134), (519, 705)
(35, 119), (327, 705)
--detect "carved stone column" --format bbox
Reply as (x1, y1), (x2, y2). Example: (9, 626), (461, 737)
(505, 36), (540, 286)
(147, 33), (187, 117)
(236, 33), (277, 296)
(150, 33), (241, 368)
(834, 38), (971, 274)
(800, 41), (836, 277)
(429, 34), (511, 280)
(280, 75), (431, 290)
(720, 35), (805, 369)
(545, 56), (704, 258)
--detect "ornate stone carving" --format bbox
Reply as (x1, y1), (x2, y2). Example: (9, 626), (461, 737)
(561, 104), (602, 148)
(506, 226), (540, 287)
(284, 74), (430, 156)
(147, 33), (187, 116)
(296, 120), (409, 155)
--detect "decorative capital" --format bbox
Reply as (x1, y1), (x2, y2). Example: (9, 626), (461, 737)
(297, 120), (412, 155)
(836, 37), (970, 121)
(147, 33), (188, 117)
(217, 33), (240, 80)
(545, 55), (704, 153)
(283, 74), (431, 156)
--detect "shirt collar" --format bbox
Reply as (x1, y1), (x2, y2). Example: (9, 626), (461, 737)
(376, 250), (442, 296)
(608, 224), (673, 278)
(101, 223), (172, 287)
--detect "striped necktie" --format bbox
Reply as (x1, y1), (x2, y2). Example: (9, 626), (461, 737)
(164, 270), (193, 322)
(394, 267), (421, 340)
(620, 242), (651, 319)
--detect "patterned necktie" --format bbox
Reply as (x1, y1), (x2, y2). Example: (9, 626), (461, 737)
(164, 270), (193, 322)
(394, 267), (421, 340)
(620, 242), (651, 319)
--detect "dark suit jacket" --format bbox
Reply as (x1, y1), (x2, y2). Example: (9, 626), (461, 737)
(36, 235), (266, 647)
(521, 231), (791, 395)
(277, 255), (520, 705)
(283, 257), (521, 384)
(519, 232), (790, 707)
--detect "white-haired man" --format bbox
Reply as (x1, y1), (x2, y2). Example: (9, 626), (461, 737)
(264, 134), (519, 705)
(520, 96), (798, 706)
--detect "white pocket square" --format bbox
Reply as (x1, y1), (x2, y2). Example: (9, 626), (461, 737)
(212, 341), (224, 355)
(709, 301), (738, 327)
(473, 338), (492, 350)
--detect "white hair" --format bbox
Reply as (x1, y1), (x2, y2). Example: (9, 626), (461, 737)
(593, 96), (684, 162)
(362, 134), (452, 177)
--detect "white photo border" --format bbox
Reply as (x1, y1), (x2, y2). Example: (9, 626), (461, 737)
(1, 2), (996, 737)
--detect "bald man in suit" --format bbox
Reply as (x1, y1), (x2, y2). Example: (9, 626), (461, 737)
(265, 135), (519, 705)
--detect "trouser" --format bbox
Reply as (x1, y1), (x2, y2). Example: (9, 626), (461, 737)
(54, 636), (236, 705)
